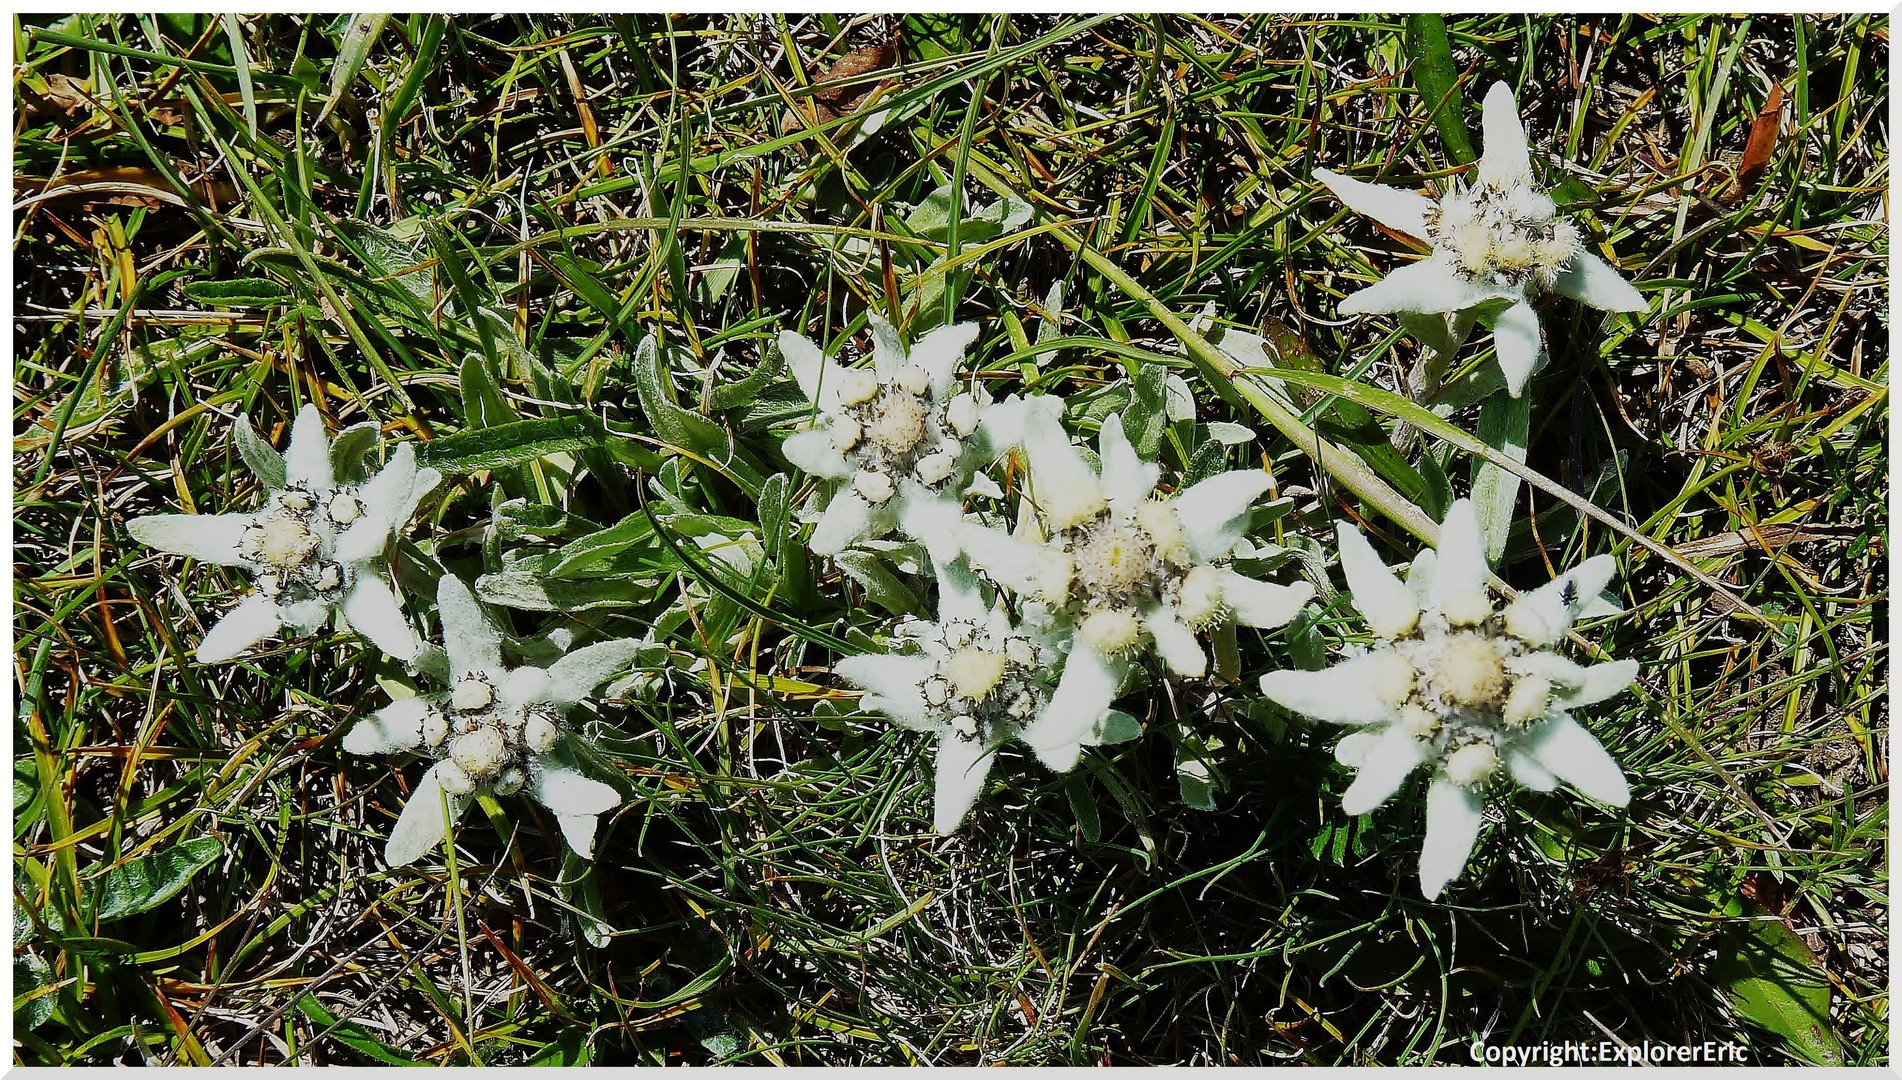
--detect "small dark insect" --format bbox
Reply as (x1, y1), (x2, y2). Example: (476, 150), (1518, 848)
(1560, 578), (1581, 609)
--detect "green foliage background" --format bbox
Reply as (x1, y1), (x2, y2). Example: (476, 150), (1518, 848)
(13, 12), (1887, 1065)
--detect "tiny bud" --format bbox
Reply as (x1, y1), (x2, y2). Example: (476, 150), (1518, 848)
(895, 364), (929, 396)
(1443, 741), (1499, 787)
(492, 767), (527, 795)
(830, 414), (863, 452)
(1079, 608), (1144, 656)
(450, 727), (507, 779)
(523, 710), (560, 754)
(1175, 565), (1228, 628)
(838, 367), (880, 406)
(436, 760), (474, 795)
(1503, 674), (1553, 728)
(913, 451), (957, 486)
(854, 469), (895, 504)
(1369, 651), (1417, 707)
(947, 393), (981, 436)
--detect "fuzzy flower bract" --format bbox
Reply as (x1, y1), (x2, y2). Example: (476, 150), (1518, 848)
(343, 575), (638, 867)
(1316, 82), (1647, 396)
(1258, 499), (1636, 899)
(835, 555), (1067, 833)
(127, 404), (440, 663)
(956, 410), (1313, 771)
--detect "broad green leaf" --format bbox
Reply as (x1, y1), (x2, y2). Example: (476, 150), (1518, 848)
(1403, 15), (1476, 165)
(459, 351), (516, 431)
(474, 570), (654, 613)
(546, 514), (658, 579)
(327, 421), (382, 483)
(1093, 710), (1144, 746)
(835, 552), (922, 616)
(316, 14), (389, 127)
(1065, 773), (1103, 843)
(1469, 391), (1531, 565)
(417, 415), (608, 474)
(91, 836), (224, 922)
(182, 277), (288, 307)
(295, 997), (419, 1066)
(232, 417), (286, 490)
(1713, 914), (1844, 1065)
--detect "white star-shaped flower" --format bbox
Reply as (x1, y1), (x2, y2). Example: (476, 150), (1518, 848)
(343, 575), (639, 866)
(835, 555), (1066, 833)
(1316, 82), (1647, 396)
(955, 409), (1313, 771)
(778, 315), (990, 562)
(1258, 498), (1636, 900)
(127, 404), (440, 663)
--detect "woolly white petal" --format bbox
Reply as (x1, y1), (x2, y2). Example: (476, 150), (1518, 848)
(333, 519), (390, 564)
(385, 762), (468, 867)
(911, 321), (980, 399)
(1507, 750), (1559, 792)
(955, 522), (1049, 597)
(1429, 500), (1489, 616)
(197, 594), (282, 662)
(436, 574), (501, 676)
(354, 442), (417, 526)
(1526, 713), (1630, 806)
(1419, 778), (1485, 899)
(1405, 548), (1437, 606)
(896, 485), (965, 569)
(1257, 654), (1401, 725)
(781, 428), (854, 479)
(975, 393), (1062, 454)
(343, 697), (431, 756)
(278, 600), (330, 635)
(1097, 414), (1159, 515)
(1024, 412), (1106, 522)
(1175, 470), (1272, 562)
(779, 330), (844, 413)
(1341, 726), (1427, 815)
(1144, 604), (1207, 678)
(1334, 729), (1383, 768)
(127, 513), (254, 566)
(1512, 652), (1639, 709)
(1314, 167), (1433, 237)
(284, 403), (334, 492)
(1476, 81), (1533, 188)
(503, 665), (552, 707)
(1339, 254), (1507, 315)
(932, 733), (997, 834)
(835, 654), (937, 729)
(1493, 299), (1544, 397)
(809, 490), (876, 557)
(341, 575), (420, 661)
(868, 313), (908, 380)
(1026, 644), (1122, 772)
(1555, 250), (1647, 312)
(932, 551), (990, 626)
(1221, 571), (1313, 629)
(1505, 553), (1620, 645)
(1336, 522), (1418, 638)
(546, 640), (641, 705)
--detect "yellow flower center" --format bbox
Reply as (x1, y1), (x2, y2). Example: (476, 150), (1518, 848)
(946, 647), (1008, 702)
(1437, 634), (1506, 707)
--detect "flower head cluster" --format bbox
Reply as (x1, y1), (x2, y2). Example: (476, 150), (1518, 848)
(343, 576), (637, 866)
(128, 404), (440, 662)
(836, 556), (1062, 832)
(1316, 82), (1647, 396)
(779, 315), (988, 557)
(955, 410), (1314, 769)
(1259, 499), (1636, 899)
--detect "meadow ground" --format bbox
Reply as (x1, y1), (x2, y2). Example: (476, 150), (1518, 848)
(12, 13), (1887, 1065)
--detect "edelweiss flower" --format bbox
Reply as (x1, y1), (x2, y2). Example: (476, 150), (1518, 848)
(957, 410), (1313, 770)
(835, 556), (1063, 832)
(127, 404), (440, 662)
(778, 315), (988, 558)
(1258, 499), (1636, 899)
(1316, 82), (1647, 396)
(343, 575), (637, 867)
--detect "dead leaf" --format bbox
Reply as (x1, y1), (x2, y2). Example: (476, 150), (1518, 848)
(1672, 522), (1859, 560)
(21, 74), (93, 122)
(784, 40), (899, 133)
(1712, 81), (1785, 206)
